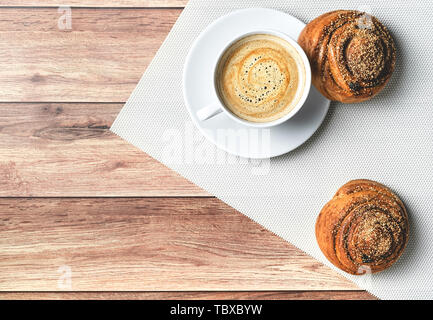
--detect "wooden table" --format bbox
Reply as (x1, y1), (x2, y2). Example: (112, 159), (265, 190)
(0, 1), (374, 300)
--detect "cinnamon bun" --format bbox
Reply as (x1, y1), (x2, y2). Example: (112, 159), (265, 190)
(298, 10), (396, 103)
(316, 180), (409, 275)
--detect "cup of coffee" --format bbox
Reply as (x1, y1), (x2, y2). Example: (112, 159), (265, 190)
(196, 30), (311, 128)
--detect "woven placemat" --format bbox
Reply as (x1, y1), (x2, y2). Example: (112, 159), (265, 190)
(112, 0), (433, 299)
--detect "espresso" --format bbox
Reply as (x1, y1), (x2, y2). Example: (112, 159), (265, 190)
(216, 34), (306, 123)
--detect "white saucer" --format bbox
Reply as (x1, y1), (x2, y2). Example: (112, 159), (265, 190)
(183, 8), (330, 159)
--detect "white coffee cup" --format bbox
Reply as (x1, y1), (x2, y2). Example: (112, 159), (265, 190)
(196, 29), (311, 128)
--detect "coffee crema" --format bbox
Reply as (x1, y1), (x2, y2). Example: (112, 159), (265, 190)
(216, 34), (306, 123)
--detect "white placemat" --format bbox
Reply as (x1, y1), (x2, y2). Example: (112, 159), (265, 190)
(111, 0), (433, 300)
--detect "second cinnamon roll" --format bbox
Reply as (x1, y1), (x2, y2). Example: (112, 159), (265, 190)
(316, 180), (409, 275)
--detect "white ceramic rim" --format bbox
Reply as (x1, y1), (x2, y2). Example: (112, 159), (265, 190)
(210, 29), (312, 128)
(182, 8), (330, 159)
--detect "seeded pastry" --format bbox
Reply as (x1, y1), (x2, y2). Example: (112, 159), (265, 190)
(298, 10), (396, 103)
(316, 180), (409, 275)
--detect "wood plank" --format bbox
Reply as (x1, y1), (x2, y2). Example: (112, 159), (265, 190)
(0, 291), (376, 300)
(0, 8), (182, 102)
(0, 102), (206, 196)
(0, 198), (357, 291)
(0, 0), (188, 7)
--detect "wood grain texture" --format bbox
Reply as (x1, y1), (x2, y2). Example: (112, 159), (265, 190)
(0, 291), (376, 300)
(0, 0), (188, 7)
(0, 8), (181, 102)
(0, 4), (362, 299)
(0, 103), (206, 196)
(0, 197), (357, 291)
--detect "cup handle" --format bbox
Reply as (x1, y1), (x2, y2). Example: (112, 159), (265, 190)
(196, 103), (223, 121)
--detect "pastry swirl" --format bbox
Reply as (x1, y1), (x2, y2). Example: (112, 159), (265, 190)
(298, 10), (396, 103)
(316, 180), (409, 275)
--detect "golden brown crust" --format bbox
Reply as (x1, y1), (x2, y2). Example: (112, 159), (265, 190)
(298, 10), (396, 103)
(316, 180), (409, 275)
